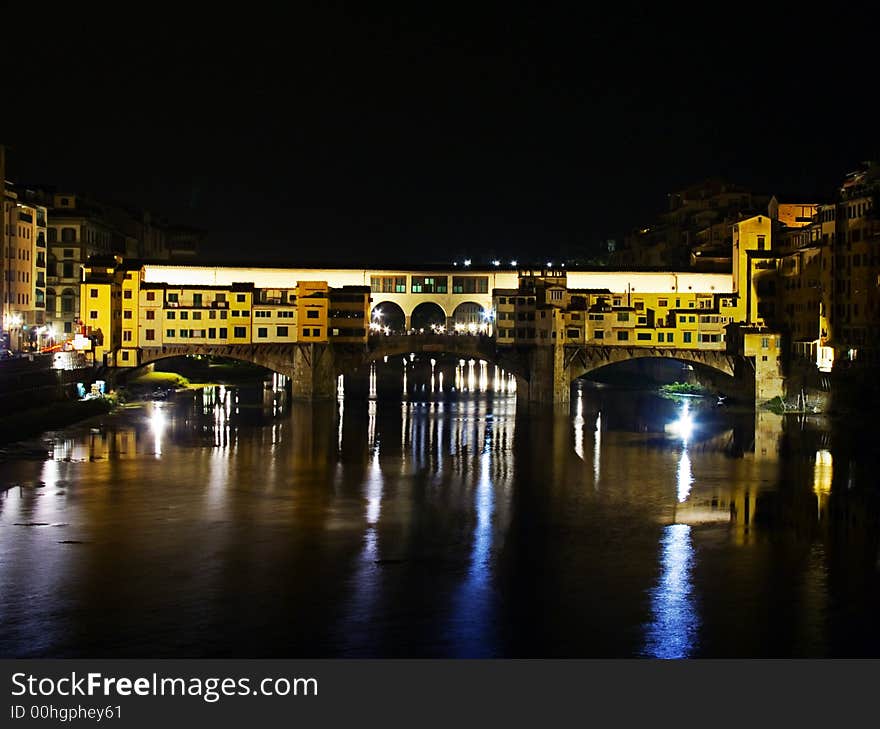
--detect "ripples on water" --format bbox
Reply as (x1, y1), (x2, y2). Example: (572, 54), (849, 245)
(1, 381), (879, 658)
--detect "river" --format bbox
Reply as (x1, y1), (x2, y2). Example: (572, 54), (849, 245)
(1, 381), (879, 657)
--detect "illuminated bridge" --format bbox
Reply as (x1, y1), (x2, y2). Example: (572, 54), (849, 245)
(129, 334), (746, 404)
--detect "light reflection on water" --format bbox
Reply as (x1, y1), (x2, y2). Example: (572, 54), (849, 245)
(642, 524), (699, 659)
(0, 383), (878, 658)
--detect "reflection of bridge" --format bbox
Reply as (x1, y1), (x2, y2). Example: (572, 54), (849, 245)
(130, 334), (747, 404)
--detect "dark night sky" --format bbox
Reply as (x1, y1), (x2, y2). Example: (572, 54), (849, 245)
(3, 4), (878, 264)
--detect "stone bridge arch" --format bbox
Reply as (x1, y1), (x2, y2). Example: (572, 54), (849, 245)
(335, 335), (529, 382)
(564, 345), (746, 397)
(122, 344), (305, 381)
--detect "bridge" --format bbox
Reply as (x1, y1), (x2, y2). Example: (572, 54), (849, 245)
(127, 334), (749, 404)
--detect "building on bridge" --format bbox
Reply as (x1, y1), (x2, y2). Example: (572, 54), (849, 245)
(79, 259), (371, 367)
(78, 213), (785, 403)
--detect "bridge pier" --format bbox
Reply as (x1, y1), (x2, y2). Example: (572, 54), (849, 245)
(291, 343), (336, 400)
(527, 343), (570, 407)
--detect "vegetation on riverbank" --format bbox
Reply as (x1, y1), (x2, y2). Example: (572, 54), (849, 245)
(0, 397), (114, 447)
(127, 371), (191, 388)
(659, 381), (709, 396)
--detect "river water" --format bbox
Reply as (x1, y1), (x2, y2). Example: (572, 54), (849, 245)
(1, 382), (879, 658)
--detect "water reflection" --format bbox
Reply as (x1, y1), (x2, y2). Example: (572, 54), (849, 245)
(1, 381), (879, 658)
(642, 524), (699, 658)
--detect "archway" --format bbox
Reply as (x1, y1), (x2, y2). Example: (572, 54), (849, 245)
(370, 301), (406, 334)
(410, 302), (447, 333)
(451, 301), (488, 333)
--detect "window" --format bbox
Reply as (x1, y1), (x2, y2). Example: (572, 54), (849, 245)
(658, 299), (668, 307)
(617, 331), (629, 341)
(121, 351), (130, 361)
(683, 332), (692, 343)
(90, 310), (98, 319)
(90, 288), (98, 298)
(761, 337), (769, 349)
(216, 293), (226, 303)
(617, 312), (629, 322)
(145, 329), (155, 341)
(124, 290), (132, 299)
(124, 310), (132, 319)
(411, 276), (429, 293)
(236, 294), (246, 302)
(179, 311), (189, 320)
(370, 275), (408, 294)
(167, 293), (179, 303)
(657, 332), (664, 342)
(276, 326), (288, 337)
(166, 329), (175, 338)
(167, 311), (176, 319)
(451, 276), (489, 294)
(219, 328), (227, 338)
(567, 328), (580, 338)
(123, 330), (132, 342)
(146, 291), (156, 301)
(48, 228), (57, 243)
(637, 332), (651, 341)
(179, 329), (189, 338)
(306, 309), (319, 318)
(312, 328), (321, 337)
(62, 262), (74, 278)
(193, 293), (202, 307)
(594, 330), (605, 339)
(257, 327), (268, 338)
(61, 228), (76, 242)
(234, 327), (246, 338)
(193, 311), (202, 320)
(757, 235), (766, 250)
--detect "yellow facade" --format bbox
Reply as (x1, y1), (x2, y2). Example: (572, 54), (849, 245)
(296, 281), (329, 342)
(80, 257), (124, 364)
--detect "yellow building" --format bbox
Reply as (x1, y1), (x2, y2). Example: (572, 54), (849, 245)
(295, 281), (329, 342)
(80, 255), (124, 364)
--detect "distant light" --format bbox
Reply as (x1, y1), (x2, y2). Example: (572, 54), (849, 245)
(510, 260), (518, 266)
(668, 403), (695, 441)
(546, 261), (552, 267)
(491, 259), (500, 266)
(463, 259), (471, 266)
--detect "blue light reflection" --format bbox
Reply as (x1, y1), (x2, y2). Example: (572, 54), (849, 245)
(642, 524), (699, 659)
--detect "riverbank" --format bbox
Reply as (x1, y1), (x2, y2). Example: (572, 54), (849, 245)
(0, 397), (115, 451)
